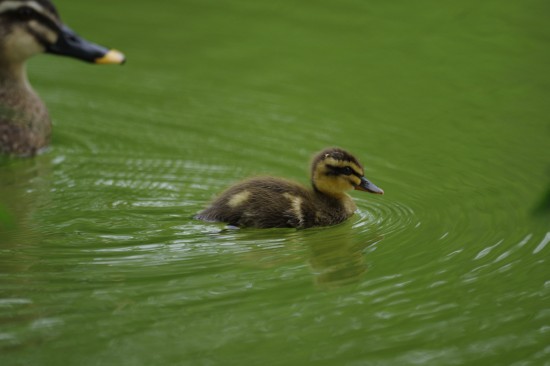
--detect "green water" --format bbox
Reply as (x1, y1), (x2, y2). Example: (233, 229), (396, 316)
(1, 0), (549, 365)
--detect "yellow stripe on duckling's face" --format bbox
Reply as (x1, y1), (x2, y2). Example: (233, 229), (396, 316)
(313, 173), (356, 197)
(322, 157), (364, 176)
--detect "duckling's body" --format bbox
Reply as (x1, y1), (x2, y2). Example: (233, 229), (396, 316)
(196, 148), (384, 229)
(197, 177), (357, 228)
(0, 0), (125, 156)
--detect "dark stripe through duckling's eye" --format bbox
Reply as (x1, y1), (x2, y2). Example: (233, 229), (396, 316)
(342, 166), (354, 176)
(326, 165), (361, 177)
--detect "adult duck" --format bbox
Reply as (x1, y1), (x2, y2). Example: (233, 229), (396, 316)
(0, 0), (125, 156)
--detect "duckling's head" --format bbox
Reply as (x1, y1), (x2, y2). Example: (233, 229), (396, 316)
(311, 147), (384, 197)
(0, 0), (124, 66)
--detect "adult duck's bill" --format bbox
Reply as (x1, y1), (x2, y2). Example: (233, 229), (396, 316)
(355, 176), (384, 194)
(46, 24), (125, 65)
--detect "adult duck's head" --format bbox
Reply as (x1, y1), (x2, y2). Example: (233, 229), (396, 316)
(0, 0), (125, 66)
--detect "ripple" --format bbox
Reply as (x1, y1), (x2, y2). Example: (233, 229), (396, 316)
(354, 197), (417, 238)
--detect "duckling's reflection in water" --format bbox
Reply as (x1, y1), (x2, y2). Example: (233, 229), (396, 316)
(213, 226), (383, 290)
(307, 231), (383, 290)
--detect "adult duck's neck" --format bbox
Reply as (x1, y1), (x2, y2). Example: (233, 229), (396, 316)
(0, 61), (31, 91)
(0, 60), (44, 118)
(0, 60), (50, 156)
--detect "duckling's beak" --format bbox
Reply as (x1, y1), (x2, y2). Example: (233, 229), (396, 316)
(46, 25), (125, 65)
(355, 176), (384, 194)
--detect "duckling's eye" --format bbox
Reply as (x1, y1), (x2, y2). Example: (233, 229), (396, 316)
(342, 166), (353, 176)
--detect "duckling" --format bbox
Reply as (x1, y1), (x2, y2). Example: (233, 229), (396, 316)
(0, 0), (125, 156)
(196, 147), (384, 229)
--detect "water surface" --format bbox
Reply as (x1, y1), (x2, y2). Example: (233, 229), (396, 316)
(1, 0), (549, 365)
